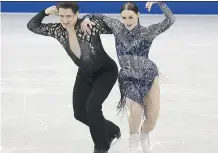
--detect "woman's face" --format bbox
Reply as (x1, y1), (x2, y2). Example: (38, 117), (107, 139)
(121, 10), (139, 30)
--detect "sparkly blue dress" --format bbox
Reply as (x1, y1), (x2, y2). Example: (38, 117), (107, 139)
(83, 2), (176, 111)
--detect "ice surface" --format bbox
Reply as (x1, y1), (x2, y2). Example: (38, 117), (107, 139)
(1, 13), (218, 153)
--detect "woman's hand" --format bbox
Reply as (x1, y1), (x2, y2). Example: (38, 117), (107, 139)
(81, 18), (95, 35)
(145, 2), (157, 12)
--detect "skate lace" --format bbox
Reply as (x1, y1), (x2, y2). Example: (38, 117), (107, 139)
(148, 134), (151, 147)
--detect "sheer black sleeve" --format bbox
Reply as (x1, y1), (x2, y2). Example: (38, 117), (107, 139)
(27, 10), (61, 37)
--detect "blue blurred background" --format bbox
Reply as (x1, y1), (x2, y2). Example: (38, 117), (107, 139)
(1, 1), (218, 14)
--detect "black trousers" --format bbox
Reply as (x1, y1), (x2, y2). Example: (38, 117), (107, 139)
(73, 66), (119, 150)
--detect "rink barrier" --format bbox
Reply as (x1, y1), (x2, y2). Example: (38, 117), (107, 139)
(1, 1), (218, 14)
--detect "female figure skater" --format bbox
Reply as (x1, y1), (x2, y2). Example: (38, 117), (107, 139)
(27, 2), (121, 153)
(81, 1), (176, 153)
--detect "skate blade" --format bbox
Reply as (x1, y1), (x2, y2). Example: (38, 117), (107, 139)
(110, 134), (121, 147)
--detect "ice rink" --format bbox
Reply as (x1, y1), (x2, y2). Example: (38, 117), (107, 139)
(1, 13), (218, 153)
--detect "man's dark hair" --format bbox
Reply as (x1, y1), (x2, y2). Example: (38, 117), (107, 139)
(57, 1), (80, 14)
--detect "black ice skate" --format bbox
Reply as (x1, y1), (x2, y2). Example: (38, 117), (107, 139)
(93, 148), (108, 153)
(109, 129), (121, 147)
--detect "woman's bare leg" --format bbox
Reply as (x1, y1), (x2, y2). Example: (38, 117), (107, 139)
(126, 98), (144, 134)
(142, 76), (160, 134)
(126, 98), (144, 153)
(140, 76), (160, 153)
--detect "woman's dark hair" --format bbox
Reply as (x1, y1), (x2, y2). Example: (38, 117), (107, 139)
(120, 2), (139, 14)
(57, 1), (80, 14)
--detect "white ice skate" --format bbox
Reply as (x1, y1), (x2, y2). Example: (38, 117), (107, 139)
(129, 134), (140, 153)
(140, 132), (152, 153)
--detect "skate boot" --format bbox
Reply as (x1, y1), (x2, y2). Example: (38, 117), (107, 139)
(108, 126), (121, 147)
(140, 132), (152, 153)
(93, 148), (108, 153)
(129, 133), (140, 153)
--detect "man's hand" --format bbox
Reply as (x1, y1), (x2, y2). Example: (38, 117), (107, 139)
(45, 6), (58, 15)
